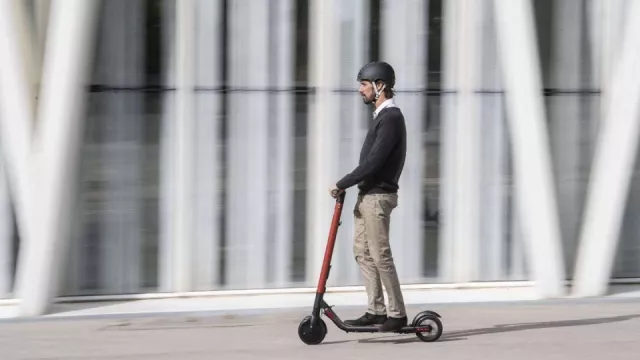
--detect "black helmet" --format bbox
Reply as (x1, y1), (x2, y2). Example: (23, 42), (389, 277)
(357, 61), (395, 88)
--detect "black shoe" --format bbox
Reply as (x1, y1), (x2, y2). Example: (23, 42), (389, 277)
(344, 312), (387, 326)
(380, 316), (408, 332)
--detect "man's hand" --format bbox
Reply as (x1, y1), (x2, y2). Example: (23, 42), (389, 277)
(328, 184), (343, 198)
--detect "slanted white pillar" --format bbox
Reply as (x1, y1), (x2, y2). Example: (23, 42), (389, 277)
(33, 0), (50, 47)
(585, 0), (628, 158)
(439, 0), (482, 283)
(572, 1), (640, 297)
(192, 0), (222, 290)
(172, 0), (197, 292)
(0, 0), (37, 253)
(591, 0), (627, 130)
(31, 0), (50, 100)
(0, 0), (27, 301)
(548, 0), (585, 275)
(493, 0), (566, 297)
(9, 0), (39, 108)
(306, 0), (341, 286)
(381, 0), (427, 283)
(15, 0), (100, 316)
(0, 156), (11, 298)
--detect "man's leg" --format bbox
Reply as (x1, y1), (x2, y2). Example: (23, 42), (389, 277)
(361, 193), (407, 331)
(345, 195), (387, 326)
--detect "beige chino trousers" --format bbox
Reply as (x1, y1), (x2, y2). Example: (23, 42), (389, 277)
(353, 193), (406, 318)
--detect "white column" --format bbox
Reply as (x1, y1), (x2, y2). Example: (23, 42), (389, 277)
(381, 0), (426, 283)
(439, 0), (482, 283)
(332, 0), (369, 286)
(439, 0), (457, 282)
(272, 0), (295, 287)
(16, 0), (100, 316)
(172, 0), (196, 292)
(572, 1), (640, 297)
(0, 156), (11, 298)
(478, 0), (508, 281)
(226, 0), (270, 288)
(159, 0), (176, 292)
(193, 0), (222, 290)
(349, 0), (368, 286)
(306, 0), (341, 286)
(493, 0), (566, 297)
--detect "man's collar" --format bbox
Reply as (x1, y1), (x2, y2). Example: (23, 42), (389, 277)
(373, 98), (396, 118)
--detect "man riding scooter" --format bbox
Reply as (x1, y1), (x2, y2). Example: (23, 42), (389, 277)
(329, 61), (408, 332)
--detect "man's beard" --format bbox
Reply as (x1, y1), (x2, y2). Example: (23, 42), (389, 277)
(362, 94), (374, 105)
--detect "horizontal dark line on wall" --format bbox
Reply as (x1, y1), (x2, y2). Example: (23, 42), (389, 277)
(87, 85), (601, 96)
(195, 86), (314, 93)
(88, 85), (175, 92)
(542, 89), (601, 95)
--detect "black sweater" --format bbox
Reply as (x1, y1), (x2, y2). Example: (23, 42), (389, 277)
(336, 107), (407, 195)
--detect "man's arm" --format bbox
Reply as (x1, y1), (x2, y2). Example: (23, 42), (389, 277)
(336, 117), (399, 190)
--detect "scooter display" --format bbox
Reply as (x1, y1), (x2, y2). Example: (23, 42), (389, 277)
(298, 191), (443, 345)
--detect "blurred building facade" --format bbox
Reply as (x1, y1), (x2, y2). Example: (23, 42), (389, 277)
(1, 0), (640, 316)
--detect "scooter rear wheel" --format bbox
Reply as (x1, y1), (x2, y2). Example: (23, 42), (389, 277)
(414, 315), (443, 342)
(298, 316), (328, 345)
(411, 310), (441, 326)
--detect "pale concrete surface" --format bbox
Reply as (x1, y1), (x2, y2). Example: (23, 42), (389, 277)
(0, 284), (539, 320)
(44, 285), (540, 319)
(3, 283), (640, 320)
(1, 298), (640, 360)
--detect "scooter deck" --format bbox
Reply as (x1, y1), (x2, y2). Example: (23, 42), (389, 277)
(321, 303), (435, 334)
(337, 324), (434, 334)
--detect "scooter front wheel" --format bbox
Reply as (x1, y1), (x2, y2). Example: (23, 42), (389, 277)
(298, 316), (328, 345)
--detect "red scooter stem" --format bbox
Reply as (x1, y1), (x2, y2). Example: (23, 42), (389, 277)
(316, 191), (346, 294)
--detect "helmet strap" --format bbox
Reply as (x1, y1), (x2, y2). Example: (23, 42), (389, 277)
(373, 82), (386, 101)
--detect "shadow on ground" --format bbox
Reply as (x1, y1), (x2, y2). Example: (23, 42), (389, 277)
(353, 313), (640, 345)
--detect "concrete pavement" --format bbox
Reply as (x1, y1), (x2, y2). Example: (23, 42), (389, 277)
(1, 298), (640, 359)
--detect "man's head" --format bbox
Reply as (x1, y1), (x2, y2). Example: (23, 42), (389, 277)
(357, 61), (396, 106)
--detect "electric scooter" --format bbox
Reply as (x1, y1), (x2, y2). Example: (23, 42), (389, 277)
(297, 191), (443, 345)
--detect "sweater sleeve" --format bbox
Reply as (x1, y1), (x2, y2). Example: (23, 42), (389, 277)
(336, 116), (399, 190)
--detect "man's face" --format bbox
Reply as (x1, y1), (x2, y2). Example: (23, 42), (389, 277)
(359, 81), (376, 105)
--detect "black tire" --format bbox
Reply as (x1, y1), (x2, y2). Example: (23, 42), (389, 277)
(414, 315), (443, 342)
(298, 316), (327, 345)
(411, 310), (437, 326)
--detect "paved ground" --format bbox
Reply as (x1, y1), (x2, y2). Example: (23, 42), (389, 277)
(2, 298), (640, 359)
